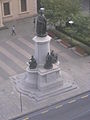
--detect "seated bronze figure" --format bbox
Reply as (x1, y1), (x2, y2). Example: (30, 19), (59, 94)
(51, 50), (58, 63)
(44, 52), (53, 69)
(29, 56), (37, 69)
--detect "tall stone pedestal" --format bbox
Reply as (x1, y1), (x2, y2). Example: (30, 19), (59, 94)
(33, 35), (51, 66)
(11, 35), (77, 101)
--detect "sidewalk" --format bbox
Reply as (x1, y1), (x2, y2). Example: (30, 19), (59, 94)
(0, 17), (90, 120)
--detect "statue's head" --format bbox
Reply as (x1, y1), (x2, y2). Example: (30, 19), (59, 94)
(39, 7), (45, 15)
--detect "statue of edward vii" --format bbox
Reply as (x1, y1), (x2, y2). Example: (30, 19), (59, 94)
(36, 8), (47, 37)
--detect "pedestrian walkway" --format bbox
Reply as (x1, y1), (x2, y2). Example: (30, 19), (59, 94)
(0, 35), (35, 80)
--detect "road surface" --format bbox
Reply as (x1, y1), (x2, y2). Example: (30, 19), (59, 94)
(11, 92), (90, 120)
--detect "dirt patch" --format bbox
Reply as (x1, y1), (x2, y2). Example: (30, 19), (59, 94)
(75, 46), (87, 56)
(60, 40), (71, 48)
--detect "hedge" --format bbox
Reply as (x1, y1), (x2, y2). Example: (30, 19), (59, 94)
(48, 29), (90, 55)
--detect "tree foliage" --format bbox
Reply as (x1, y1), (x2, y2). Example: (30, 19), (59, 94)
(40, 0), (81, 27)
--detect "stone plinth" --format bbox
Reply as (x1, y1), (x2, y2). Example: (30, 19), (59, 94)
(33, 35), (51, 66)
(11, 62), (77, 101)
(11, 35), (78, 101)
(25, 64), (63, 92)
(11, 69), (77, 101)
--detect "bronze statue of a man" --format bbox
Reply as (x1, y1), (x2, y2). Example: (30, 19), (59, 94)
(36, 8), (47, 37)
(29, 56), (37, 69)
(44, 52), (53, 69)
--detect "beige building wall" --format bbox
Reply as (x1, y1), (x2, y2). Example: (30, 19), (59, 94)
(0, 1), (4, 27)
(0, 0), (37, 26)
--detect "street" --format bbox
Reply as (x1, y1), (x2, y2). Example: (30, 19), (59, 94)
(73, 111), (90, 120)
(11, 92), (90, 120)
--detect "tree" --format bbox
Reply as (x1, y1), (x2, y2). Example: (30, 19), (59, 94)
(40, 0), (81, 28)
(37, 0), (41, 12)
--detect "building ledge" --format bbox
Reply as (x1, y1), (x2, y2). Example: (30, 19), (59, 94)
(18, 11), (29, 15)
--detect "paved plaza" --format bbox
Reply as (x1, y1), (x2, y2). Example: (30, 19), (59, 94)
(0, 17), (90, 120)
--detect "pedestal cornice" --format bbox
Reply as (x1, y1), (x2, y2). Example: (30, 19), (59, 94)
(33, 35), (52, 43)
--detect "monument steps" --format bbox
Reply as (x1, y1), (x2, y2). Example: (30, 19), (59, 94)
(16, 82), (77, 101)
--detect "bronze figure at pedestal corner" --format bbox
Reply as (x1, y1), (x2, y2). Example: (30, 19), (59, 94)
(29, 56), (37, 69)
(44, 52), (53, 69)
(51, 50), (58, 63)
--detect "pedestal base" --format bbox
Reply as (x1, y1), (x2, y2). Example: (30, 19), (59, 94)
(10, 70), (77, 101)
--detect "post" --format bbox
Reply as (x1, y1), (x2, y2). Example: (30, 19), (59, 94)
(20, 92), (23, 112)
(69, 20), (74, 46)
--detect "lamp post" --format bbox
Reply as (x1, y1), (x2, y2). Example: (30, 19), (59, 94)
(20, 92), (23, 112)
(69, 20), (74, 46)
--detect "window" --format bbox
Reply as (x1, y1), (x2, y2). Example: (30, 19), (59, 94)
(3, 2), (10, 16)
(21, 0), (27, 12)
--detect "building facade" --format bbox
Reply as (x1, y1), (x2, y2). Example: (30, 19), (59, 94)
(0, 0), (37, 27)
